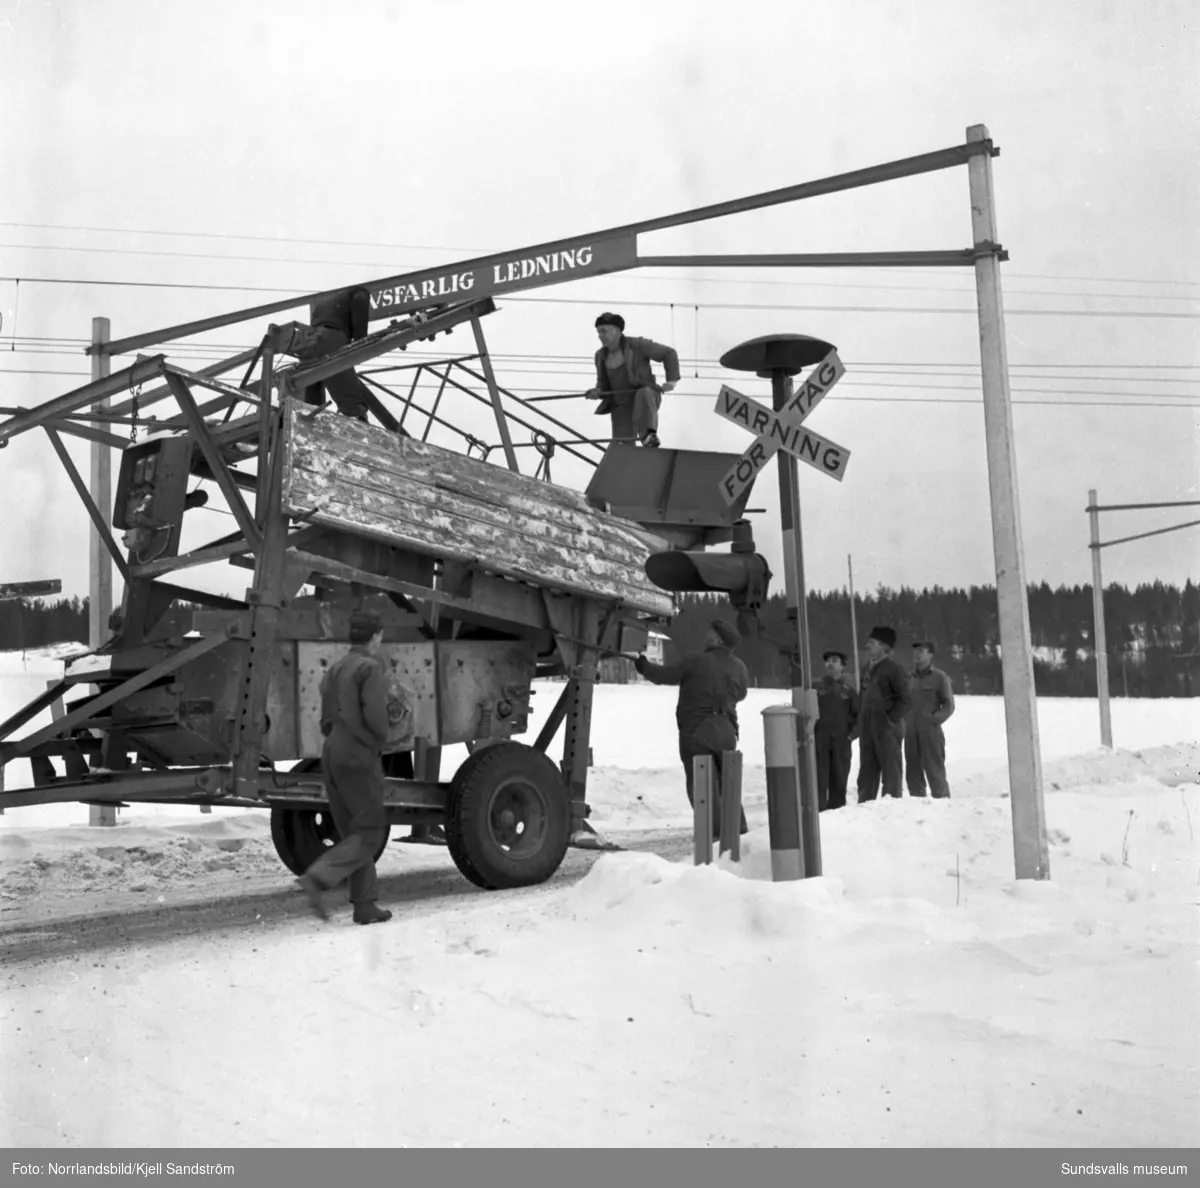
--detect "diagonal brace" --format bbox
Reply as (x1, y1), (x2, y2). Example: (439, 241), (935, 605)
(0, 680), (71, 744)
(44, 426), (131, 581)
(163, 371), (262, 553)
(3, 630), (234, 760)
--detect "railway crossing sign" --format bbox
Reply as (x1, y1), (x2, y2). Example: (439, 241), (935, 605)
(714, 349), (851, 506)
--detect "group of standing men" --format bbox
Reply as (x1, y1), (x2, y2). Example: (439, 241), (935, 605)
(813, 625), (957, 809)
(631, 617), (959, 842)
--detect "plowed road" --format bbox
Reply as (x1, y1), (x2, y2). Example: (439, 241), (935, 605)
(0, 828), (695, 967)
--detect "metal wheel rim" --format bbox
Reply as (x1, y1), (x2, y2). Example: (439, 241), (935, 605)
(486, 776), (549, 858)
(305, 810), (339, 850)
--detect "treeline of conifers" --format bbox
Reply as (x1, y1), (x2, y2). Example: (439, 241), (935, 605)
(2, 583), (1199, 697)
(659, 581), (1200, 697)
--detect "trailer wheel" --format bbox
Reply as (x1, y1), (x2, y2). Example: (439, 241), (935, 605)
(445, 742), (571, 890)
(270, 804), (390, 876)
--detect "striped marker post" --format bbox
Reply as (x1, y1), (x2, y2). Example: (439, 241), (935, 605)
(798, 688), (823, 877)
(763, 705), (804, 881)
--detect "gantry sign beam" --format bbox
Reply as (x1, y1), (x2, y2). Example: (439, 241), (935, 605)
(87, 139), (1000, 359)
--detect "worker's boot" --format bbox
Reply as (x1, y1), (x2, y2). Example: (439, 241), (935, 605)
(353, 902), (393, 926)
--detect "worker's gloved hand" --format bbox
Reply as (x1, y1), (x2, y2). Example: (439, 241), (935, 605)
(634, 654), (648, 675)
(583, 388), (600, 400)
(661, 381), (677, 394)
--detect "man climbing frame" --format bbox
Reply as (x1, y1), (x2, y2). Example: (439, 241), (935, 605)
(585, 311), (680, 448)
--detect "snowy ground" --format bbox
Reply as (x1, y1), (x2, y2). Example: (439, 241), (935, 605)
(0, 647), (1197, 1148)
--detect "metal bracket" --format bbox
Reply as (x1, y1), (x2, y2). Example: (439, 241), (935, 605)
(245, 589), (283, 610)
(970, 240), (1009, 262)
(965, 137), (1000, 159)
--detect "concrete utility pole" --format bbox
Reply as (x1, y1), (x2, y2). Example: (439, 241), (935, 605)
(966, 124), (1048, 880)
(1088, 488), (1113, 747)
(89, 317), (116, 828)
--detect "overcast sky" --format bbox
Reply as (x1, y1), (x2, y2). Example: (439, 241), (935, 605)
(1, 0), (1197, 607)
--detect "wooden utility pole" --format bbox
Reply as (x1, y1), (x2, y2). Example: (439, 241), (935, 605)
(967, 123), (1048, 880)
(1088, 487), (1113, 747)
(89, 317), (116, 828)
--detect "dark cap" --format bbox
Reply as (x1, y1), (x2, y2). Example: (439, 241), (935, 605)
(822, 649), (848, 664)
(348, 609), (384, 643)
(912, 640), (936, 653)
(710, 619), (740, 648)
(868, 625), (897, 649)
(594, 311), (625, 331)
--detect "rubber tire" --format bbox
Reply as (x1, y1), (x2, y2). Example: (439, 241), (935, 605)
(269, 757), (390, 876)
(445, 742), (572, 891)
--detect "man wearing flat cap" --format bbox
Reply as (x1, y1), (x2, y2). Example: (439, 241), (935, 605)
(813, 649), (860, 811)
(585, 312), (680, 448)
(905, 641), (956, 798)
(635, 618), (749, 839)
(855, 625), (913, 803)
(297, 608), (395, 925)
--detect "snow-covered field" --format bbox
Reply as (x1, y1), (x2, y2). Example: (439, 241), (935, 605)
(0, 647), (1197, 1148)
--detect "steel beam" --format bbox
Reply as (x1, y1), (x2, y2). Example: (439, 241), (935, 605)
(130, 533), (251, 578)
(638, 249), (1000, 268)
(470, 316), (519, 473)
(0, 356), (166, 444)
(92, 139), (994, 357)
(44, 426), (131, 581)
(3, 629), (234, 760)
(163, 371), (262, 552)
(274, 298), (498, 397)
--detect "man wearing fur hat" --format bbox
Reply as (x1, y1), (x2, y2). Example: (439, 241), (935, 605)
(814, 649), (860, 811)
(297, 609), (394, 925)
(585, 311), (680, 448)
(635, 618), (749, 839)
(905, 640), (956, 799)
(855, 625), (913, 803)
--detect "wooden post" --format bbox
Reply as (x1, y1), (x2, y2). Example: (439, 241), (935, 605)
(718, 749), (743, 863)
(967, 124), (1049, 880)
(1088, 488), (1113, 747)
(89, 317), (116, 828)
(847, 553), (861, 689)
(692, 754), (714, 865)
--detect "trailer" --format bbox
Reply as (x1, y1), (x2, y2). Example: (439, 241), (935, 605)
(0, 294), (762, 890)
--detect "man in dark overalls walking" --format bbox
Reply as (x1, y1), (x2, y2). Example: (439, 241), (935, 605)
(635, 618), (749, 840)
(297, 609), (394, 925)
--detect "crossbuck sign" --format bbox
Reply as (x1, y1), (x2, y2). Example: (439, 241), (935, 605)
(714, 350), (851, 506)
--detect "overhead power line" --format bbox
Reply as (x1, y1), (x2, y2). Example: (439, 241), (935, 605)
(4, 332), (1200, 373)
(3, 219), (1199, 290)
(3, 240), (1198, 304)
(2, 367), (1197, 410)
(5, 339), (1199, 400)
(0, 274), (1197, 320)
